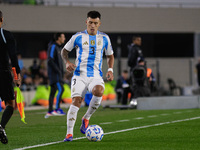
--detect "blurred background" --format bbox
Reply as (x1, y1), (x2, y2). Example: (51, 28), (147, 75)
(0, 0), (200, 107)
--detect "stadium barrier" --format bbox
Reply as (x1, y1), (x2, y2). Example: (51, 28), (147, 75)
(137, 96), (200, 110)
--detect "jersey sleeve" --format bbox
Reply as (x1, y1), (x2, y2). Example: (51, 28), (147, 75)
(104, 35), (114, 56)
(63, 35), (76, 52)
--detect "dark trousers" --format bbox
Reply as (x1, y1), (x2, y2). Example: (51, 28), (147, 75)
(116, 88), (130, 105)
(49, 82), (64, 112)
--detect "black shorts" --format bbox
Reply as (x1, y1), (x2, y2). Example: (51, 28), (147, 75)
(0, 70), (15, 101)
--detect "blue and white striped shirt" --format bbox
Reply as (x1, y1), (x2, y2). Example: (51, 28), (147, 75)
(64, 30), (113, 77)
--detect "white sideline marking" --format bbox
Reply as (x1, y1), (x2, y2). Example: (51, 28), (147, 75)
(147, 115), (157, 118)
(160, 113), (169, 116)
(13, 116), (200, 150)
(134, 117), (144, 120)
(117, 119), (130, 122)
(186, 110), (194, 112)
(100, 122), (113, 125)
(173, 112), (182, 114)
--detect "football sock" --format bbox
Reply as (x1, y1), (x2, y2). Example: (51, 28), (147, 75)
(67, 105), (79, 135)
(84, 95), (102, 120)
(0, 105), (14, 129)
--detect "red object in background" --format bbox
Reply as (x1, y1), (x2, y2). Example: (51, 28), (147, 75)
(39, 50), (47, 60)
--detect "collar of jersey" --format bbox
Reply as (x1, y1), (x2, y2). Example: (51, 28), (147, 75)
(85, 29), (99, 35)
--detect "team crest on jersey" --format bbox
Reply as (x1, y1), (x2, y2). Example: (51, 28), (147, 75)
(91, 40), (95, 45)
(98, 40), (101, 46)
(83, 41), (88, 45)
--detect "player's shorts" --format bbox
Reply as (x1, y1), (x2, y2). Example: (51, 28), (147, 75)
(71, 75), (105, 98)
(0, 70), (15, 101)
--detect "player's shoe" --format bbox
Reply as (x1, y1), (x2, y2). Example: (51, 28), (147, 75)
(0, 125), (8, 144)
(64, 134), (73, 142)
(52, 108), (66, 116)
(44, 111), (54, 119)
(80, 117), (89, 134)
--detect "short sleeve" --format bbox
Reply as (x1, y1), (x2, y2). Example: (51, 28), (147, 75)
(104, 35), (114, 56)
(64, 35), (76, 52)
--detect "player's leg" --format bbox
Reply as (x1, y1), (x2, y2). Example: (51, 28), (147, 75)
(0, 71), (15, 144)
(0, 99), (15, 129)
(64, 96), (82, 141)
(80, 78), (104, 134)
(45, 83), (57, 118)
(0, 99), (15, 144)
(64, 76), (87, 141)
(54, 82), (65, 115)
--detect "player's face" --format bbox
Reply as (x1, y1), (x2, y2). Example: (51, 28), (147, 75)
(86, 17), (101, 35)
(135, 38), (142, 46)
(59, 34), (66, 44)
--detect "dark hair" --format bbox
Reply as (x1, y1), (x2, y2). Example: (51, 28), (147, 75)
(87, 11), (101, 19)
(0, 11), (2, 22)
(123, 70), (128, 74)
(132, 36), (141, 41)
(54, 33), (64, 41)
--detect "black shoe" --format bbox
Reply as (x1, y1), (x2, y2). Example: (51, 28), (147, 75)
(0, 125), (8, 144)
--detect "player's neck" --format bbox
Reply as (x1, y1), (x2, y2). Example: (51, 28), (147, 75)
(56, 40), (61, 45)
(86, 29), (97, 36)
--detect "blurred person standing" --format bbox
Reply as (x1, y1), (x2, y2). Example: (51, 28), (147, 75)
(127, 36), (143, 72)
(45, 33), (66, 118)
(0, 11), (21, 144)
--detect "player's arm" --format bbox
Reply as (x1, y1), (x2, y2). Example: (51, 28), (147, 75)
(106, 54), (114, 81)
(61, 48), (76, 73)
(7, 32), (21, 86)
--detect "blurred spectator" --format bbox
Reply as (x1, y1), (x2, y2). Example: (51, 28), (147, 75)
(17, 53), (24, 70)
(20, 67), (34, 91)
(115, 70), (131, 105)
(29, 59), (40, 79)
(38, 60), (48, 85)
(127, 36), (143, 73)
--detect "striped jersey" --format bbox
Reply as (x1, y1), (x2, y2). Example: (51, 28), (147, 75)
(64, 30), (114, 77)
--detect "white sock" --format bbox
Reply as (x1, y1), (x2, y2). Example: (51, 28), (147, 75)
(67, 105), (79, 135)
(84, 95), (102, 120)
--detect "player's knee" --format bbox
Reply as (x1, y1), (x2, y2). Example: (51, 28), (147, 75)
(72, 97), (82, 108)
(92, 85), (104, 97)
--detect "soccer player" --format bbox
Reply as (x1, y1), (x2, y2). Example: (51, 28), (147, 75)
(61, 10), (114, 141)
(45, 33), (66, 118)
(0, 11), (21, 144)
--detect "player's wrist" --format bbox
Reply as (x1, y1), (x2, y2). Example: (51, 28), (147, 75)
(108, 68), (113, 73)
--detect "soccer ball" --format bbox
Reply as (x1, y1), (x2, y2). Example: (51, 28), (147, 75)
(85, 125), (104, 142)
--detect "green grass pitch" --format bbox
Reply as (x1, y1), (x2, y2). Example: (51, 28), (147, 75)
(1, 107), (200, 150)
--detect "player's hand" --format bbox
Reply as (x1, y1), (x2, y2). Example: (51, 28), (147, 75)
(106, 71), (114, 81)
(66, 61), (76, 73)
(14, 73), (21, 87)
